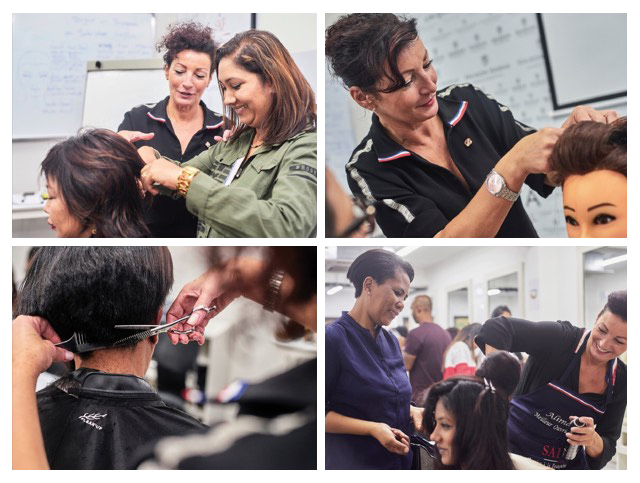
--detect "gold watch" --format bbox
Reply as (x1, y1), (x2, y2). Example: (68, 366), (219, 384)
(176, 166), (200, 197)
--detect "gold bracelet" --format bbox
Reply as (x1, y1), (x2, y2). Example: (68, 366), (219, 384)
(176, 167), (200, 197)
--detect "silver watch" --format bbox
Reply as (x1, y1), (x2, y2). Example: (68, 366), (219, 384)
(485, 169), (519, 202)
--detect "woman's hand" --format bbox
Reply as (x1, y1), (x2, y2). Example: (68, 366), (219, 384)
(138, 146), (160, 164)
(118, 130), (155, 143)
(410, 405), (425, 433)
(566, 416), (604, 458)
(562, 106), (619, 128)
(501, 127), (564, 177)
(370, 423), (410, 455)
(214, 129), (234, 143)
(12, 316), (74, 380)
(140, 158), (183, 194)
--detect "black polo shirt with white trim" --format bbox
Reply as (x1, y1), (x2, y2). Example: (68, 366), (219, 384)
(118, 96), (224, 237)
(345, 84), (554, 238)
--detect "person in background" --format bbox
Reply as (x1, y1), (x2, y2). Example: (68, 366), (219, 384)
(119, 21), (223, 237)
(442, 323), (482, 379)
(446, 327), (459, 341)
(491, 305), (512, 318)
(325, 249), (422, 469)
(403, 295), (451, 405)
(476, 291), (627, 469)
(41, 129), (150, 238)
(391, 325), (408, 350)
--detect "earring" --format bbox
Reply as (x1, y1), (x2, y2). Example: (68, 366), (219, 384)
(91, 227), (97, 235)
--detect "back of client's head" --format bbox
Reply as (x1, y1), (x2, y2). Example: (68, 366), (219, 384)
(41, 129), (150, 238)
(549, 117), (627, 184)
(424, 350), (520, 470)
(15, 246), (173, 357)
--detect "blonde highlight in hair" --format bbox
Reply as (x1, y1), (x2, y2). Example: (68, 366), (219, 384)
(215, 30), (316, 145)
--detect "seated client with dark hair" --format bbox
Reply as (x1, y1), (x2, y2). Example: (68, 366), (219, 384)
(15, 246), (206, 469)
(41, 129), (150, 238)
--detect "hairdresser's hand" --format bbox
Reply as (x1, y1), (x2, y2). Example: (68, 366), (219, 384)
(410, 405), (425, 433)
(562, 106), (619, 128)
(166, 257), (269, 345)
(12, 316), (74, 380)
(502, 127), (564, 176)
(118, 130), (155, 143)
(214, 128), (234, 143)
(370, 423), (410, 455)
(166, 269), (238, 346)
(140, 158), (182, 194)
(566, 416), (597, 447)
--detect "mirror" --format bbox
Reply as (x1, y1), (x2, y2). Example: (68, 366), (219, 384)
(447, 285), (470, 329)
(582, 247), (627, 329)
(487, 272), (519, 319)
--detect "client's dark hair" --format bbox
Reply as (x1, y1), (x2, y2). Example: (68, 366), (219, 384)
(326, 13), (419, 93)
(15, 247), (173, 353)
(41, 129), (150, 238)
(597, 289), (627, 322)
(475, 351), (521, 400)
(424, 351), (519, 470)
(347, 249), (414, 298)
(549, 117), (626, 185)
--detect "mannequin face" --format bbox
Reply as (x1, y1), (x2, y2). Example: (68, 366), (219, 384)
(562, 170), (627, 238)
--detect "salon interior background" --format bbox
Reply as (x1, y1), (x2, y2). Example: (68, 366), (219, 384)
(325, 246), (627, 335)
(12, 13), (316, 237)
(325, 13), (627, 237)
(13, 246), (316, 424)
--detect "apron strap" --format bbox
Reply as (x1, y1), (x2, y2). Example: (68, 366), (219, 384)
(559, 329), (590, 382)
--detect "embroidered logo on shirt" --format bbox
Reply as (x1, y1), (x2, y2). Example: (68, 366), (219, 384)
(79, 413), (107, 431)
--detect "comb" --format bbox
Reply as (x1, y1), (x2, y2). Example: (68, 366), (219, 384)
(55, 332), (113, 354)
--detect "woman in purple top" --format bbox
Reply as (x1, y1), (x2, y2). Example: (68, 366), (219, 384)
(325, 249), (423, 469)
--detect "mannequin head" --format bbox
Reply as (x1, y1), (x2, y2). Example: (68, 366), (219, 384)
(549, 117), (626, 238)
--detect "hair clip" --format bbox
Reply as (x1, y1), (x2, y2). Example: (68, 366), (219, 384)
(483, 377), (496, 393)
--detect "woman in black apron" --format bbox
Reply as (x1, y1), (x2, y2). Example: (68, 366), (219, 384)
(476, 290), (627, 469)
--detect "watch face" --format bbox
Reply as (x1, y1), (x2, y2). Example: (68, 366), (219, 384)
(487, 173), (503, 195)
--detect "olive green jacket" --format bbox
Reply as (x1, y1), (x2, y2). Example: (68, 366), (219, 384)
(161, 129), (317, 238)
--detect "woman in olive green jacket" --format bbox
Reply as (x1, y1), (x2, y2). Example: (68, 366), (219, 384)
(139, 30), (317, 238)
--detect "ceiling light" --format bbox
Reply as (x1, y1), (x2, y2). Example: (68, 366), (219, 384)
(327, 285), (343, 295)
(600, 254), (627, 268)
(395, 246), (420, 257)
(487, 289), (501, 296)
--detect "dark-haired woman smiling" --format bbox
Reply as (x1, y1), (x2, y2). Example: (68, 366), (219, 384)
(41, 129), (149, 238)
(139, 30), (317, 238)
(476, 291), (627, 469)
(325, 249), (422, 469)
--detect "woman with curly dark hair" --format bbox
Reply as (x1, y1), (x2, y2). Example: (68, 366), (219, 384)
(549, 117), (626, 237)
(118, 21), (223, 237)
(41, 128), (150, 238)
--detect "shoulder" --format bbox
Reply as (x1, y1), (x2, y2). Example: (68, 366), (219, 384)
(279, 129), (317, 155)
(347, 135), (375, 170)
(325, 316), (349, 344)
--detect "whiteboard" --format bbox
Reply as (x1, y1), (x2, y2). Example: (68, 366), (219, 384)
(12, 14), (155, 139)
(538, 13), (626, 109)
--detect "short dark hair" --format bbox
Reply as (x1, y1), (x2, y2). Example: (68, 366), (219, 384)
(41, 129), (150, 238)
(347, 249), (414, 298)
(597, 290), (627, 322)
(491, 305), (512, 318)
(423, 355), (517, 470)
(215, 30), (316, 146)
(549, 116), (626, 185)
(325, 13), (419, 93)
(15, 247), (173, 351)
(157, 21), (217, 75)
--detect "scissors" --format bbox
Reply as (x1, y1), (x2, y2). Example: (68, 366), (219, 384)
(114, 305), (217, 335)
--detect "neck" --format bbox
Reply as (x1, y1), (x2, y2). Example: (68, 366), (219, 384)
(581, 338), (609, 368)
(348, 297), (376, 336)
(418, 316), (434, 324)
(75, 344), (151, 378)
(378, 113), (442, 148)
(167, 98), (202, 123)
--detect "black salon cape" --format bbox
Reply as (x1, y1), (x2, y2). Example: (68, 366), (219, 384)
(131, 358), (317, 469)
(37, 368), (207, 470)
